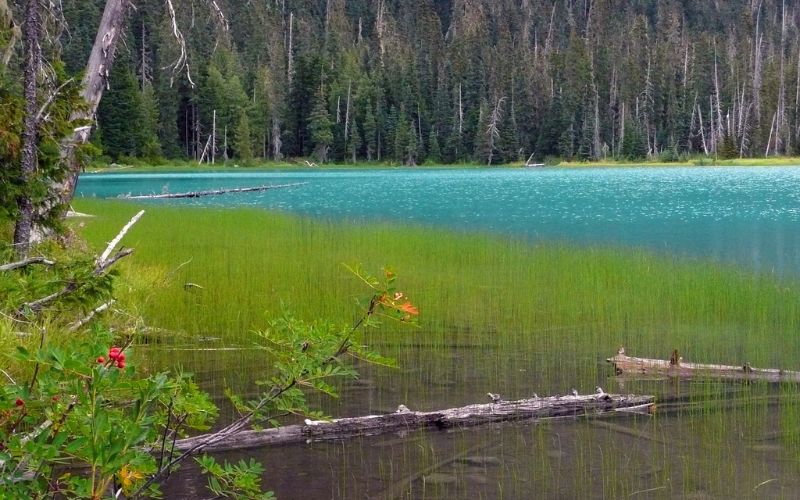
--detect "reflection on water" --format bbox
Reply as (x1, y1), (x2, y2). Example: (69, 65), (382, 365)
(77, 167), (800, 275)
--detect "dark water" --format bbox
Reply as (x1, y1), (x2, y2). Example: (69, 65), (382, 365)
(78, 167), (800, 498)
(77, 166), (800, 275)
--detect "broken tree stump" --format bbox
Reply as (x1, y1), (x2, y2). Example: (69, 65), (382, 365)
(607, 347), (800, 383)
(173, 392), (654, 452)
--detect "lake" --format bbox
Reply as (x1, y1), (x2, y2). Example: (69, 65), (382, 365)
(76, 167), (800, 498)
(77, 166), (800, 276)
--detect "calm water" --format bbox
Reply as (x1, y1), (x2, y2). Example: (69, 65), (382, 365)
(77, 166), (800, 275)
(78, 167), (800, 498)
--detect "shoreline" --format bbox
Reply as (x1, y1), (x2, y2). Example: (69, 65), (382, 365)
(86, 158), (800, 174)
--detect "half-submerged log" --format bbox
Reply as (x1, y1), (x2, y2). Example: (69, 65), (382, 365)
(173, 392), (654, 452)
(118, 182), (307, 200)
(608, 347), (800, 383)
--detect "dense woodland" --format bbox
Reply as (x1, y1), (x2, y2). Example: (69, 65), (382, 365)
(9, 0), (800, 165)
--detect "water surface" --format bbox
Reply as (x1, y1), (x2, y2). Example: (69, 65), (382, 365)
(77, 166), (800, 275)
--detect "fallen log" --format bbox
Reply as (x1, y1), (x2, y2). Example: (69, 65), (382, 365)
(173, 392), (654, 452)
(118, 182), (307, 200)
(607, 347), (800, 383)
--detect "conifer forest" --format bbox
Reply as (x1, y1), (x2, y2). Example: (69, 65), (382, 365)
(7, 0), (800, 165)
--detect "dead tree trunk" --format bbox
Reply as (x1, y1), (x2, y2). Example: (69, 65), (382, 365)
(608, 347), (800, 383)
(12, 0), (41, 257)
(173, 392), (654, 452)
(30, 0), (130, 245)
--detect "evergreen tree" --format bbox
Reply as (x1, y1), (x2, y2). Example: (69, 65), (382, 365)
(363, 105), (377, 161)
(97, 56), (145, 160)
(308, 86), (333, 163)
(235, 111), (253, 160)
(140, 83), (162, 160)
(427, 127), (441, 163)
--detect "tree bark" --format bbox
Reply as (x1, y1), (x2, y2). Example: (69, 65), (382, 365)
(58, 0), (130, 200)
(12, 0), (41, 257)
(173, 392), (654, 452)
(29, 0), (130, 245)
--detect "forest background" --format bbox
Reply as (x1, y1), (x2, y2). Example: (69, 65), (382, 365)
(9, 0), (800, 167)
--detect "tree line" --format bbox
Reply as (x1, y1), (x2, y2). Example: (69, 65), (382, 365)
(10, 0), (800, 168)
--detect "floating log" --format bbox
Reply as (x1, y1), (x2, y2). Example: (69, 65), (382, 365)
(607, 347), (800, 383)
(173, 392), (654, 452)
(118, 182), (307, 200)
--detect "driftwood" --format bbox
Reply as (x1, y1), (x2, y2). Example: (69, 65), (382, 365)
(173, 392), (654, 452)
(607, 347), (800, 383)
(118, 182), (307, 200)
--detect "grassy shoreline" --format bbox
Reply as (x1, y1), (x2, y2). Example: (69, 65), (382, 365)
(85, 156), (800, 173)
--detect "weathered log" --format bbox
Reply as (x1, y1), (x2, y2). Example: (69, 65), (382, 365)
(118, 182), (307, 200)
(0, 256), (55, 272)
(173, 393), (654, 452)
(607, 347), (800, 383)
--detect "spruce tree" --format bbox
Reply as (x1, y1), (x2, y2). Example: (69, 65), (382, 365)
(308, 86), (333, 163)
(363, 105), (377, 161)
(427, 127), (441, 164)
(235, 111), (253, 161)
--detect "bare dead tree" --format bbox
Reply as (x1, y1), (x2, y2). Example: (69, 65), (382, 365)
(485, 96), (505, 166)
(13, 0), (42, 257)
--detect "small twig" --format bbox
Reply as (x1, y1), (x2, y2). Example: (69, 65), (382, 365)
(98, 210), (144, 265)
(28, 326), (47, 392)
(34, 77), (74, 123)
(157, 401), (174, 471)
(753, 478), (777, 491)
(0, 368), (16, 384)
(629, 485), (667, 497)
(68, 300), (116, 332)
(0, 256), (56, 272)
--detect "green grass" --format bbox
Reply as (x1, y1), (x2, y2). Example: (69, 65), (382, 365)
(73, 199), (800, 371)
(70, 200), (800, 498)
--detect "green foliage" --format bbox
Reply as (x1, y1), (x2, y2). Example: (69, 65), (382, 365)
(196, 456), (274, 500)
(235, 110), (253, 160)
(308, 86), (333, 163)
(1, 224), (416, 497)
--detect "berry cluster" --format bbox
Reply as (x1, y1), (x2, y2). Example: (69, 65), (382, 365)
(98, 346), (126, 369)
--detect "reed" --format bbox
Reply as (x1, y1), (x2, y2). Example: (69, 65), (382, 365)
(72, 199), (800, 498)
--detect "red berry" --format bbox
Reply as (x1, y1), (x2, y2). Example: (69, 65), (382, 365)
(108, 347), (121, 360)
(117, 352), (126, 362)
(117, 361), (126, 370)
(15, 398), (24, 407)
(97, 356), (105, 364)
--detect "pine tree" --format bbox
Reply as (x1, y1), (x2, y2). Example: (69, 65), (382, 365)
(363, 105), (377, 161)
(140, 83), (162, 160)
(235, 110), (253, 160)
(97, 57), (145, 160)
(427, 127), (441, 163)
(308, 86), (333, 163)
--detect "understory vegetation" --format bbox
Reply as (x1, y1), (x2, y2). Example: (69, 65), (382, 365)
(0, 212), (417, 498)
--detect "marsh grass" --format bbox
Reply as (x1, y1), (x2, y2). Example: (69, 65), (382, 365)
(74, 199), (800, 370)
(70, 199), (800, 498)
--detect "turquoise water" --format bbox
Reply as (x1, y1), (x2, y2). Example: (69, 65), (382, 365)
(77, 167), (800, 274)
